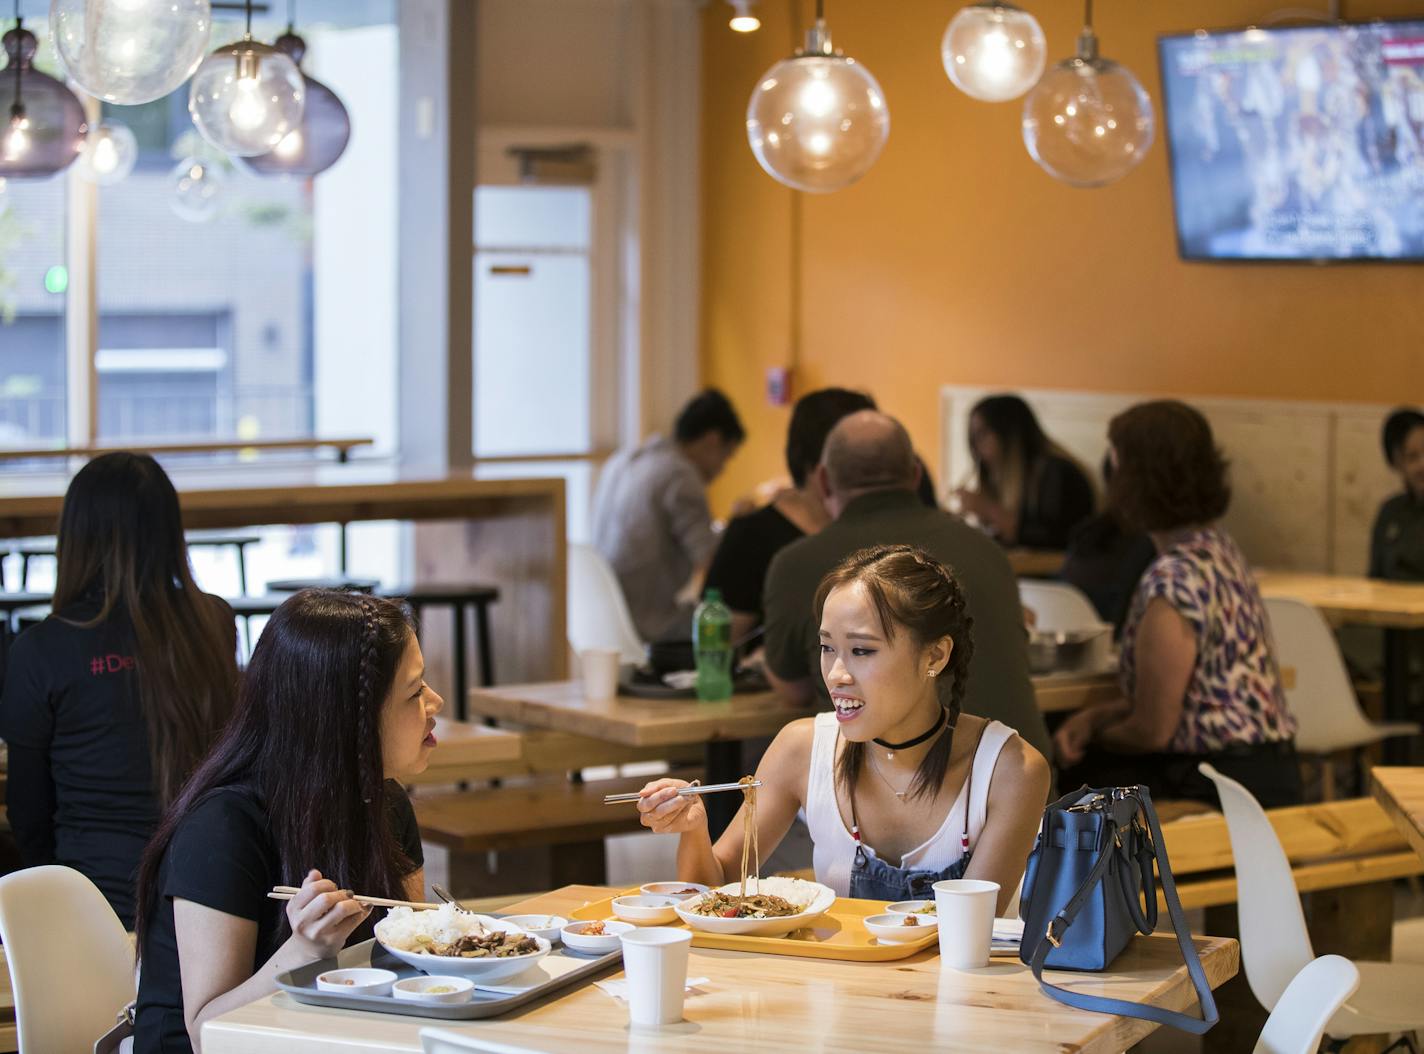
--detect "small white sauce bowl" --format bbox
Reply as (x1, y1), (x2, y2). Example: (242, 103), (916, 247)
(561, 919), (634, 954)
(315, 968), (398, 995)
(500, 914), (569, 944)
(638, 881), (710, 901)
(391, 975), (475, 1005)
(611, 894), (680, 925)
(864, 912), (937, 944)
(885, 900), (937, 917)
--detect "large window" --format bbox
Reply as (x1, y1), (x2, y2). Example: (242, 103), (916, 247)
(1, 6), (398, 459)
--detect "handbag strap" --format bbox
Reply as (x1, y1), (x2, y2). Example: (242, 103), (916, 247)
(1027, 787), (1219, 1035)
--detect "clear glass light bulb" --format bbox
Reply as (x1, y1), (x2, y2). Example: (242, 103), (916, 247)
(942, 1), (1047, 103)
(746, 26), (890, 193)
(50, 0), (212, 106)
(728, 0), (759, 32)
(1022, 36), (1154, 188)
(78, 119), (137, 184)
(189, 38), (304, 157)
(273, 129), (303, 159)
(3, 112), (30, 161)
(170, 155), (224, 222)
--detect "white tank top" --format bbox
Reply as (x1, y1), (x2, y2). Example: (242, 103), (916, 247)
(804, 711), (1016, 897)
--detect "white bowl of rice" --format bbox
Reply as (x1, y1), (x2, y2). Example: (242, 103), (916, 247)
(374, 904), (550, 982)
(674, 876), (836, 937)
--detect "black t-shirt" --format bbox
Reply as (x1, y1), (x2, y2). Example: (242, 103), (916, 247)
(134, 780), (424, 1053)
(1017, 454), (1096, 551)
(1370, 492), (1424, 581)
(702, 504), (805, 620)
(0, 593), (234, 928)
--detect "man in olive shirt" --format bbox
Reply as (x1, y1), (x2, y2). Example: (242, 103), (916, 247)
(762, 410), (1053, 763)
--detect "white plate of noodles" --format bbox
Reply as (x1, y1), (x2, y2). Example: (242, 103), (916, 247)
(374, 904), (550, 982)
(673, 876), (837, 937)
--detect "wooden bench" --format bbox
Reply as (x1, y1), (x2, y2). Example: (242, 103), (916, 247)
(413, 769), (702, 895)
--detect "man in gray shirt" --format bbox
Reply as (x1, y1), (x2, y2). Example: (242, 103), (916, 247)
(592, 389), (746, 643)
(763, 410), (1053, 762)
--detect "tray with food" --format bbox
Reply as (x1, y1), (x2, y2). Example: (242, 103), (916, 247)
(569, 880), (941, 962)
(274, 903), (620, 1020)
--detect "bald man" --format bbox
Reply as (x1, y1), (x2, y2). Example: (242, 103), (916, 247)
(761, 410), (1052, 762)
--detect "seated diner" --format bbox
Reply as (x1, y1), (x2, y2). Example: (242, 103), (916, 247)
(640, 544), (1051, 911)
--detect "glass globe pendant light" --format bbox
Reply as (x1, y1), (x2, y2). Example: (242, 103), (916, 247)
(77, 117), (137, 184)
(1, 10), (87, 179)
(170, 155), (224, 222)
(244, 5), (349, 177)
(745, 0), (889, 193)
(50, 0), (211, 106)
(1021, 0), (1153, 187)
(189, 0), (304, 157)
(942, 1), (1046, 103)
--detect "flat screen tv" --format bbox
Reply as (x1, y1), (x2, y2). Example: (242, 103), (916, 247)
(1158, 20), (1424, 262)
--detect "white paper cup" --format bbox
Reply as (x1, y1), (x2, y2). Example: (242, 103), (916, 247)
(580, 648), (621, 701)
(619, 927), (693, 1026)
(932, 878), (999, 969)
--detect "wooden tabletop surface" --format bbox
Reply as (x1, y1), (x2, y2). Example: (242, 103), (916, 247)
(465, 673), (1118, 748)
(201, 884), (1237, 1054)
(1006, 548), (1066, 578)
(1372, 766), (1424, 861)
(1255, 570), (1424, 629)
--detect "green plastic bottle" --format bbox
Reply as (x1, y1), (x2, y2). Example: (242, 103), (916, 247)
(694, 588), (734, 702)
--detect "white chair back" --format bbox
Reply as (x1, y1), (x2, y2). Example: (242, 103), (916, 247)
(1262, 596), (1396, 752)
(1253, 955), (1360, 1054)
(1198, 764), (1315, 1011)
(567, 543), (646, 666)
(1017, 580), (1103, 632)
(0, 865), (136, 1054)
(421, 1028), (550, 1054)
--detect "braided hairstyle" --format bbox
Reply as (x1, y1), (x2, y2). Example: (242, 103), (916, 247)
(813, 544), (975, 803)
(135, 589), (418, 948)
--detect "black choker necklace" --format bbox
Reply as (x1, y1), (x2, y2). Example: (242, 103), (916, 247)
(873, 707), (948, 759)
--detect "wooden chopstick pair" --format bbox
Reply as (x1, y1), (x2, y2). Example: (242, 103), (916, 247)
(602, 779), (763, 806)
(266, 885), (442, 910)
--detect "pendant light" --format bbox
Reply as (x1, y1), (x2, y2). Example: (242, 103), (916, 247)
(942, 1), (1046, 103)
(244, 2), (350, 177)
(50, 0), (211, 106)
(77, 117), (137, 184)
(1, 7), (87, 179)
(1021, 0), (1153, 187)
(189, 0), (304, 157)
(728, 0), (760, 33)
(170, 155), (224, 222)
(745, 0), (889, 193)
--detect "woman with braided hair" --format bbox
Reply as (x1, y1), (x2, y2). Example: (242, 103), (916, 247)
(131, 590), (444, 1053)
(637, 544), (1049, 913)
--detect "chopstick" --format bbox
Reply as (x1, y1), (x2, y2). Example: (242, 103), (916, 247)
(602, 779), (763, 806)
(267, 885), (443, 910)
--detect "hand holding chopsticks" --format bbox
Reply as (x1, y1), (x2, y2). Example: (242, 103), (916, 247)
(267, 885), (443, 911)
(603, 779), (763, 806)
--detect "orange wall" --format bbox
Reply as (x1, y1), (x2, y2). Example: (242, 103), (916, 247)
(701, 0), (1424, 511)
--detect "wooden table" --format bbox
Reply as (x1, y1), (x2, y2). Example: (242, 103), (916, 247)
(466, 672), (1120, 748)
(1007, 548), (1066, 578)
(0, 469), (568, 683)
(1372, 766), (1424, 861)
(202, 884), (1238, 1054)
(1255, 570), (1424, 629)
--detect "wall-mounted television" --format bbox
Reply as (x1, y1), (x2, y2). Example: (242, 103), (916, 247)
(1158, 20), (1424, 262)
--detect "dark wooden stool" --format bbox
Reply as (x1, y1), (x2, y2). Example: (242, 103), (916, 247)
(384, 584), (500, 719)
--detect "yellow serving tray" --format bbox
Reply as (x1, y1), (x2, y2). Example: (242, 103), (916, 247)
(568, 891), (940, 962)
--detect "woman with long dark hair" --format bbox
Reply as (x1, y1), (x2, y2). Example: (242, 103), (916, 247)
(953, 393), (1094, 549)
(0, 452), (238, 927)
(132, 590), (443, 1053)
(637, 545), (1049, 912)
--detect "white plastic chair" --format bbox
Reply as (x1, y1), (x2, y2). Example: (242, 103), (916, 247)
(1263, 596), (1420, 755)
(1253, 955), (1360, 1054)
(1200, 763), (1424, 1045)
(1017, 580), (1104, 631)
(421, 1029), (549, 1054)
(567, 542), (646, 666)
(0, 865), (136, 1054)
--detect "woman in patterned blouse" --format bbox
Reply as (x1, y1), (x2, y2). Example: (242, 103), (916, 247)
(1054, 401), (1301, 808)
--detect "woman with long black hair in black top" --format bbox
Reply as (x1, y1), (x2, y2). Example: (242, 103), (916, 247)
(0, 452), (238, 927)
(133, 590), (444, 1053)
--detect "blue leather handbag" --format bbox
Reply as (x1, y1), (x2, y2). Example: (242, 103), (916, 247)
(1019, 785), (1218, 1034)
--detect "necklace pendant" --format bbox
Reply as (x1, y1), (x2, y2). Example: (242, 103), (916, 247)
(885, 751), (894, 760)
(895, 791), (907, 800)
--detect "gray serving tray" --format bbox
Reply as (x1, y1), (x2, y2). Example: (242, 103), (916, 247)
(274, 936), (623, 1020)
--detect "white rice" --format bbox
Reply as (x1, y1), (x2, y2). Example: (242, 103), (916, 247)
(374, 904), (492, 952)
(722, 875), (819, 912)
